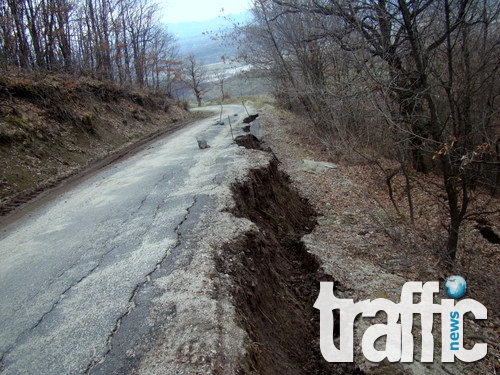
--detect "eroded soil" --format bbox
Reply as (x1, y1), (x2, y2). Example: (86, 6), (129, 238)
(217, 158), (360, 374)
(254, 105), (500, 374)
(3, 77), (498, 373)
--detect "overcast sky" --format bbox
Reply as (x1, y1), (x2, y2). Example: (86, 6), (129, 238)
(161, 0), (252, 24)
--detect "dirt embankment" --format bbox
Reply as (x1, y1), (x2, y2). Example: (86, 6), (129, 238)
(219, 109), (499, 375)
(0, 72), (196, 216)
(217, 140), (361, 374)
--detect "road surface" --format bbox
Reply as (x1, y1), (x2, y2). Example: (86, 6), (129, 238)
(0, 105), (253, 374)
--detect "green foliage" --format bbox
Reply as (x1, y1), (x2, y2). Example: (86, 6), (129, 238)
(81, 114), (95, 133)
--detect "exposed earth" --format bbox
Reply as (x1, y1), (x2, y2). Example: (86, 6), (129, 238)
(0, 71), (202, 219)
(1, 73), (499, 374)
(252, 106), (500, 375)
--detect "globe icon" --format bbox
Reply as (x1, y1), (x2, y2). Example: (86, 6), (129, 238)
(444, 276), (467, 299)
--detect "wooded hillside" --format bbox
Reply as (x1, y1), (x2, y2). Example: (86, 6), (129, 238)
(235, 0), (500, 263)
(0, 0), (179, 89)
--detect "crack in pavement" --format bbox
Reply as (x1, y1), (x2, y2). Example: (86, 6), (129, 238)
(1, 183), (165, 366)
(85, 195), (198, 374)
(5, 172), (169, 331)
(0, 107), (243, 374)
(0, 241), (119, 366)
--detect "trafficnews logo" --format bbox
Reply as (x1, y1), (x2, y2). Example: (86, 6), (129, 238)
(314, 276), (488, 363)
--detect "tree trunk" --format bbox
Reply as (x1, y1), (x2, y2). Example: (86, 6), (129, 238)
(195, 90), (202, 107)
(8, 0), (32, 69)
(445, 169), (460, 261)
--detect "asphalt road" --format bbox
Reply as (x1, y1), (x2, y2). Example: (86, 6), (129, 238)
(0, 105), (249, 374)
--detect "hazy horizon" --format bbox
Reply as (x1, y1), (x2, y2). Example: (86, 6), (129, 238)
(161, 0), (251, 24)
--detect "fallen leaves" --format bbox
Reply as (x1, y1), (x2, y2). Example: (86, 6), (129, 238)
(261, 106), (500, 375)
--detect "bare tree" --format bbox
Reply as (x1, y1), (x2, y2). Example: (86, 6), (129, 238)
(0, 0), (179, 91)
(146, 25), (179, 91)
(6, 0), (32, 68)
(182, 54), (207, 107)
(238, 0), (500, 261)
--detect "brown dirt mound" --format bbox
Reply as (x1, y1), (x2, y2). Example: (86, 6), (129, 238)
(217, 161), (361, 374)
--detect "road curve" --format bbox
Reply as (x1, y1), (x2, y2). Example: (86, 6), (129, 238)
(0, 105), (251, 374)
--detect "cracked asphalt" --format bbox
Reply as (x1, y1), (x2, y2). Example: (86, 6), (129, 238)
(0, 105), (250, 374)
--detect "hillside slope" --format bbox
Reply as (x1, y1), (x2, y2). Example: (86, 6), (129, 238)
(0, 72), (193, 216)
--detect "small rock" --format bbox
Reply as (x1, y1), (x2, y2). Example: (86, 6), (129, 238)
(197, 138), (210, 149)
(301, 159), (338, 174)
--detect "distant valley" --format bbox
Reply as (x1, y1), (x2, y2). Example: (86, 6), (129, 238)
(166, 12), (250, 64)
(165, 11), (268, 103)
